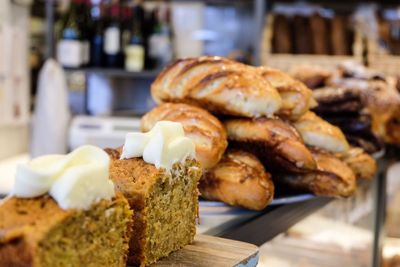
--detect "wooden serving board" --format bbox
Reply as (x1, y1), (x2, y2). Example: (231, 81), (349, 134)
(150, 234), (259, 267)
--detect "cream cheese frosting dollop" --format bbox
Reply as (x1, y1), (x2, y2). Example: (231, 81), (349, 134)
(120, 121), (196, 171)
(13, 145), (115, 210)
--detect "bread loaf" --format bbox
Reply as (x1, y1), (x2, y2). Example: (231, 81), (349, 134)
(151, 56), (282, 118)
(141, 103), (228, 169)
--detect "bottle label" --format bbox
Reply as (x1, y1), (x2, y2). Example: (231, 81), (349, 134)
(104, 27), (120, 55)
(57, 40), (83, 68)
(125, 45), (144, 71)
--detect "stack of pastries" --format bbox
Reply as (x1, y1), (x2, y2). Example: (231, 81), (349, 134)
(142, 56), (377, 211)
(290, 62), (400, 151)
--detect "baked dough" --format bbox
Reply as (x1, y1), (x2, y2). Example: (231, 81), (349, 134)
(141, 103), (228, 169)
(151, 56), (282, 118)
(336, 147), (377, 180)
(224, 117), (316, 173)
(257, 66), (317, 120)
(293, 111), (349, 153)
(278, 149), (356, 197)
(200, 149), (274, 210)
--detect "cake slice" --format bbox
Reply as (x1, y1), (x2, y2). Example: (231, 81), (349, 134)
(0, 145), (133, 267)
(0, 194), (132, 267)
(106, 148), (202, 266)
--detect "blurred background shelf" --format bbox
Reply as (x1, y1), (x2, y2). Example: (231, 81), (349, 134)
(64, 68), (159, 79)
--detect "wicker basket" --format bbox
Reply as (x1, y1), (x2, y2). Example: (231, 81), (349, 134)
(260, 14), (364, 71)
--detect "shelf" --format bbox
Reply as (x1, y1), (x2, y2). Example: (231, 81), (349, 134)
(203, 197), (331, 246)
(64, 68), (159, 79)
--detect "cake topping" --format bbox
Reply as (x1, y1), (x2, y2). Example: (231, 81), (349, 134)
(120, 121), (195, 171)
(13, 145), (115, 210)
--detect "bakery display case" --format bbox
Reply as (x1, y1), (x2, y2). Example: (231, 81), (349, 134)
(1, 0), (400, 266)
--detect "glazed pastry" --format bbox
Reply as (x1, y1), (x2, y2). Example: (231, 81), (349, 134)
(346, 133), (383, 154)
(293, 111), (349, 153)
(224, 117), (316, 173)
(278, 149), (356, 197)
(290, 65), (332, 89)
(200, 150), (274, 211)
(257, 66), (317, 120)
(336, 147), (377, 180)
(313, 87), (364, 114)
(141, 103), (228, 169)
(151, 56), (282, 118)
(322, 113), (372, 133)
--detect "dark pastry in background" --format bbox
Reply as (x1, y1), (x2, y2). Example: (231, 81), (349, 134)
(310, 13), (331, 55)
(331, 15), (352, 55)
(293, 15), (313, 54)
(272, 14), (293, 54)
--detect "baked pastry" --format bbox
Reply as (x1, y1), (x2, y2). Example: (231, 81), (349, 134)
(272, 14), (292, 53)
(331, 15), (351, 55)
(141, 103), (228, 169)
(257, 67), (317, 120)
(309, 13), (331, 55)
(293, 111), (349, 153)
(0, 194), (132, 267)
(106, 148), (202, 267)
(336, 147), (377, 180)
(313, 87), (364, 114)
(151, 56), (282, 118)
(293, 15), (313, 54)
(224, 117), (316, 173)
(200, 149), (274, 211)
(278, 149), (356, 197)
(290, 65), (332, 89)
(345, 132), (383, 154)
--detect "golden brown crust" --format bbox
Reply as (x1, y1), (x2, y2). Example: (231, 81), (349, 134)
(278, 149), (356, 197)
(141, 103), (228, 169)
(289, 64), (332, 89)
(293, 111), (349, 153)
(151, 56), (282, 118)
(224, 117), (316, 173)
(257, 67), (317, 120)
(0, 193), (132, 267)
(200, 150), (274, 210)
(336, 147), (377, 180)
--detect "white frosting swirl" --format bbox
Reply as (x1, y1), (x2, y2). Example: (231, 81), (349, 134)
(13, 145), (115, 210)
(120, 121), (195, 171)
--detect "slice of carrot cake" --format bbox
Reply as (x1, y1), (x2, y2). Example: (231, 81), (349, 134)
(107, 121), (202, 266)
(0, 145), (132, 267)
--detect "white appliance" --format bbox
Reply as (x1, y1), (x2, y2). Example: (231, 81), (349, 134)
(69, 116), (141, 150)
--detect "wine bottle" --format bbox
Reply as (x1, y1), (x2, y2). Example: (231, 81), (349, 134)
(90, 1), (105, 67)
(103, 2), (122, 68)
(148, 4), (173, 69)
(81, 0), (92, 66)
(124, 1), (145, 71)
(57, 0), (85, 68)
